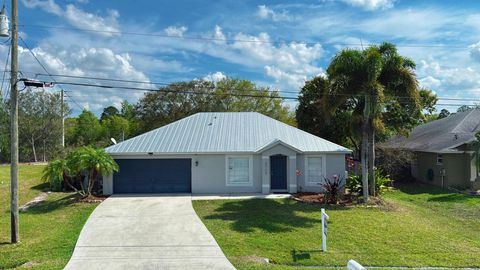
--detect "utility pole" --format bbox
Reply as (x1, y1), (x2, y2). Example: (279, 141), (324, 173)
(10, 0), (19, 243)
(61, 88), (64, 148)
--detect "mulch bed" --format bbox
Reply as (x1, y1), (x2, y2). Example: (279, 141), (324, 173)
(292, 192), (355, 205)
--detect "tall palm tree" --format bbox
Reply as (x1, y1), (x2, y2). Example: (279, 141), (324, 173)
(326, 42), (420, 201)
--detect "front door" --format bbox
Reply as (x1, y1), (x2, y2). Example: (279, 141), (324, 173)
(270, 155), (287, 190)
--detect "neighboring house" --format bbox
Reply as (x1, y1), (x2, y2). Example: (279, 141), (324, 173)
(103, 112), (351, 195)
(385, 109), (480, 189)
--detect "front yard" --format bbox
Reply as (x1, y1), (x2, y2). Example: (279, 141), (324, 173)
(193, 184), (480, 269)
(0, 165), (98, 270)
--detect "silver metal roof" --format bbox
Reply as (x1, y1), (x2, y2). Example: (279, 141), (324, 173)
(384, 109), (480, 153)
(106, 112), (351, 154)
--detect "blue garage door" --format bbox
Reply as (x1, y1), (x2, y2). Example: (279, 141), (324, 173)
(113, 159), (191, 193)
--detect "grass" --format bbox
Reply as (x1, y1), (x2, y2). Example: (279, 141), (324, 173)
(193, 183), (480, 270)
(0, 164), (98, 270)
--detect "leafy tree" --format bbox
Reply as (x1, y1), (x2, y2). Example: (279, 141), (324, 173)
(100, 106), (120, 121)
(102, 115), (130, 144)
(0, 97), (9, 162)
(324, 42), (421, 200)
(134, 78), (295, 133)
(457, 104), (480, 112)
(18, 89), (65, 162)
(73, 109), (102, 146)
(438, 109), (450, 119)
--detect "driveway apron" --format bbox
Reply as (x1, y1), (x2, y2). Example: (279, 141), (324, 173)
(64, 195), (236, 270)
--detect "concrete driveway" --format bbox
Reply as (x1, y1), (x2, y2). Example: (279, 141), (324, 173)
(64, 195), (236, 270)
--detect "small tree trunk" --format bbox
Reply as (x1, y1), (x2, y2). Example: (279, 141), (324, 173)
(42, 139), (46, 163)
(31, 136), (37, 162)
(361, 96), (370, 202)
(368, 123), (376, 197)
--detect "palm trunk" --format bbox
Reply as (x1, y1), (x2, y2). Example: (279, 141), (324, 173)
(361, 96), (370, 202)
(368, 123), (375, 196)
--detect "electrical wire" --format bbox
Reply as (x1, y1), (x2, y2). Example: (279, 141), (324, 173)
(0, 42), (10, 98)
(19, 24), (473, 49)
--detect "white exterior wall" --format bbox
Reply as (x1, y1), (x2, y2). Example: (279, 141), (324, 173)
(297, 153), (347, 193)
(104, 151), (346, 195)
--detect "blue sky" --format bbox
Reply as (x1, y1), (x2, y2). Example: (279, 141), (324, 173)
(1, 0), (480, 115)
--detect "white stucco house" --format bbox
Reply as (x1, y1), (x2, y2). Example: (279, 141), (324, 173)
(102, 112), (351, 195)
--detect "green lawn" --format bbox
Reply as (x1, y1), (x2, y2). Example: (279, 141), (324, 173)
(0, 165), (98, 270)
(193, 184), (480, 270)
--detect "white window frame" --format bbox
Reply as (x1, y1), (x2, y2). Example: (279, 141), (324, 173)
(305, 155), (326, 186)
(436, 154), (443, 165)
(225, 155), (254, 187)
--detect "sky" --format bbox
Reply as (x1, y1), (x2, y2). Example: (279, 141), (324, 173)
(1, 0), (480, 115)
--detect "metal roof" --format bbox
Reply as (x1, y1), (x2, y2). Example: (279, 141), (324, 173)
(384, 109), (480, 153)
(106, 112), (351, 154)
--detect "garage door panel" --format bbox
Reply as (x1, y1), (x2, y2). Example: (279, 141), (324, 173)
(113, 159), (191, 193)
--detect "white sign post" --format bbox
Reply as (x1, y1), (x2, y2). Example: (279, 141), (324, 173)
(321, 208), (329, 252)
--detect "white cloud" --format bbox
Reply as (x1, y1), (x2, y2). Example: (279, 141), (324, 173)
(164, 26), (187, 37)
(419, 76), (441, 89)
(22, 0), (120, 37)
(341, 0), (394, 10)
(469, 42), (480, 63)
(256, 5), (292, 21)
(203, 72), (227, 82)
(0, 43), (150, 114)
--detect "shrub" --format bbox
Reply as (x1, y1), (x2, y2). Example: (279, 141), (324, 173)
(43, 146), (119, 197)
(346, 170), (393, 195)
(321, 175), (345, 204)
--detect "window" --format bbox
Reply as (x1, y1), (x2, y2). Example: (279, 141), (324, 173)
(436, 154), (443, 165)
(226, 156), (253, 186)
(306, 156), (325, 186)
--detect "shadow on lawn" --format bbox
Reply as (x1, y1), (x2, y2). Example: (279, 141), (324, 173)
(30, 182), (49, 191)
(291, 249), (323, 262)
(394, 183), (478, 203)
(203, 198), (347, 233)
(26, 194), (78, 214)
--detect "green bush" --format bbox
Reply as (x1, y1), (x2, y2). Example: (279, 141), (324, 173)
(346, 170), (393, 195)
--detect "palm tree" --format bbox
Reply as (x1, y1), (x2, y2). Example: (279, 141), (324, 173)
(326, 42), (420, 201)
(44, 146), (118, 197)
(71, 146), (119, 197)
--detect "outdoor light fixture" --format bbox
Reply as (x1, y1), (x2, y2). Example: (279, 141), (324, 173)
(195, 160), (199, 166)
(148, 152), (153, 156)
(0, 5), (8, 37)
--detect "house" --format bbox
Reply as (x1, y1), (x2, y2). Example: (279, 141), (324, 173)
(385, 109), (480, 189)
(102, 112), (351, 195)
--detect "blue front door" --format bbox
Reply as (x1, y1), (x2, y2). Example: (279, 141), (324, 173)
(270, 155), (287, 190)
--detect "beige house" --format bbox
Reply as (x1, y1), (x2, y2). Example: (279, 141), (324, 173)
(386, 109), (480, 190)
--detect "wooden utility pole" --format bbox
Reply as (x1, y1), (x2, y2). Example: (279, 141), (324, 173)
(361, 95), (369, 202)
(61, 88), (64, 148)
(10, 0), (19, 243)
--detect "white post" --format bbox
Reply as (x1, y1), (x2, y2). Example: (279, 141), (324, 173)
(321, 208), (329, 252)
(347, 260), (366, 270)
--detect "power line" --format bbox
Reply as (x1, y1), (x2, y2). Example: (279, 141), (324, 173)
(19, 24), (473, 49)
(1, 42), (10, 98)
(25, 73), (480, 103)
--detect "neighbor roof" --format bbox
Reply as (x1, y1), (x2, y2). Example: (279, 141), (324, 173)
(384, 109), (480, 153)
(106, 112), (351, 154)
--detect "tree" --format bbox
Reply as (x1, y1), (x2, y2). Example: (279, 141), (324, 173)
(100, 106), (120, 121)
(457, 104), (480, 112)
(325, 42), (421, 201)
(73, 109), (102, 146)
(438, 109), (450, 119)
(44, 146), (119, 197)
(18, 89), (65, 162)
(0, 97), (9, 162)
(102, 115), (130, 144)
(134, 78), (295, 133)
(297, 76), (358, 152)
